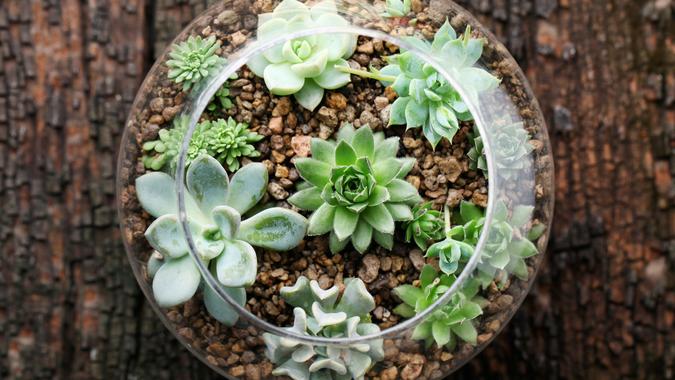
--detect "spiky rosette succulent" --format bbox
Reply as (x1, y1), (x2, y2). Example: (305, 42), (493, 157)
(288, 124), (421, 254)
(393, 265), (485, 349)
(382, 0), (411, 17)
(263, 276), (384, 380)
(137, 155), (307, 325)
(167, 35), (225, 91)
(467, 125), (487, 178)
(142, 117), (262, 172)
(247, 0), (357, 111)
(404, 202), (445, 250)
(492, 121), (534, 180)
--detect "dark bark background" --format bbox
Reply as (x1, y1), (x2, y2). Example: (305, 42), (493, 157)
(0, 0), (672, 379)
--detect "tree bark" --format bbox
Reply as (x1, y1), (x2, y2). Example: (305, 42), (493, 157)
(0, 0), (671, 379)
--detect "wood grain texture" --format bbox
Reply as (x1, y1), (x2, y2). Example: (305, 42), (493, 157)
(0, 0), (672, 379)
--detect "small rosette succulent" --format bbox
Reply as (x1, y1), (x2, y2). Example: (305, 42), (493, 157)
(167, 35), (225, 91)
(492, 121), (534, 180)
(288, 124), (421, 254)
(382, 21), (500, 148)
(467, 125), (487, 178)
(142, 117), (262, 172)
(404, 202), (445, 250)
(247, 0), (357, 111)
(393, 265), (484, 349)
(382, 0), (411, 17)
(263, 276), (384, 380)
(136, 155), (307, 325)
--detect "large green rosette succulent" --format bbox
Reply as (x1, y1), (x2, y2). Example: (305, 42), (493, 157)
(136, 155), (308, 325)
(247, 0), (357, 111)
(288, 124), (421, 254)
(263, 276), (384, 380)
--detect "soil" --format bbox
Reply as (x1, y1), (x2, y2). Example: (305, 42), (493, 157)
(117, 0), (552, 379)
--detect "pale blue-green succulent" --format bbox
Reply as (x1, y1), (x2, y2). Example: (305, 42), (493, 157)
(491, 121), (534, 180)
(288, 124), (421, 254)
(382, 0), (411, 17)
(137, 155), (308, 325)
(263, 276), (384, 380)
(247, 0), (357, 111)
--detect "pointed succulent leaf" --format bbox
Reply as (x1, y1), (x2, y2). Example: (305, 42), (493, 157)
(347, 351), (373, 379)
(451, 321), (477, 344)
(144, 215), (189, 259)
(216, 240), (257, 287)
(396, 157), (416, 178)
(336, 278), (376, 316)
(386, 179), (419, 202)
(351, 126), (375, 159)
(312, 303), (347, 326)
(281, 276), (314, 310)
(294, 79), (325, 111)
(203, 283), (246, 326)
(295, 158), (332, 188)
(291, 344), (316, 362)
(336, 123), (356, 143)
(432, 320), (451, 346)
(308, 203), (336, 235)
(225, 162), (268, 215)
(362, 204), (395, 234)
(237, 207), (308, 251)
(313, 59), (352, 89)
(374, 137), (400, 161)
(352, 219), (373, 253)
(373, 158), (403, 185)
(186, 155), (229, 215)
(386, 203), (414, 221)
(389, 97), (410, 126)
(511, 205), (534, 229)
(147, 252), (164, 279)
(288, 187), (324, 211)
(329, 231), (350, 254)
(333, 207), (359, 241)
(152, 255), (200, 308)
(309, 280), (340, 308)
(411, 321), (432, 340)
(393, 303), (416, 318)
(211, 206), (241, 239)
(136, 172), (208, 224)
(310, 138), (336, 164)
(335, 140), (357, 165)
(368, 186), (390, 206)
(394, 285), (423, 307)
(372, 230), (393, 250)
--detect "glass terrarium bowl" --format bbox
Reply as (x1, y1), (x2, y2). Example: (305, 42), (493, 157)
(117, 0), (554, 379)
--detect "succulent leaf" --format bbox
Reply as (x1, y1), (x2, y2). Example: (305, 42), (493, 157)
(225, 162), (268, 214)
(187, 155), (230, 215)
(237, 207), (309, 251)
(152, 255), (201, 308)
(203, 283), (246, 326)
(216, 239), (257, 287)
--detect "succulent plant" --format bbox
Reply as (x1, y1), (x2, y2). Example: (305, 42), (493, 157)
(207, 75), (237, 112)
(142, 117), (262, 172)
(393, 265), (484, 348)
(466, 125), (487, 178)
(137, 155), (308, 325)
(341, 21), (499, 149)
(263, 276), (384, 380)
(288, 124), (421, 254)
(382, 0), (411, 17)
(167, 35), (225, 91)
(492, 121), (534, 180)
(404, 202), (445, 250)
(247, 0), (357, 111)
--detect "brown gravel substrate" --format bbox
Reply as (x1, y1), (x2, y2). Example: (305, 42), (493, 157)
(117, 0), (553, 379)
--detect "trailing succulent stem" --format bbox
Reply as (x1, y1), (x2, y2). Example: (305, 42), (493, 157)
(288, 124), (421, 254)
(247, 0), (357, 111)
(264, 276), (383, 380)
(137, 155), (307, 325)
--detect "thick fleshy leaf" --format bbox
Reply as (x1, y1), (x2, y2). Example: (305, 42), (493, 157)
(291, 49), (328, 78)
(308, 203), (336, 235)
(397, 157), (416, 178)
(203, 284), (246, 326)
(272, 359), (311, 380)
(411, 321), (432, 340)
(389, 97), (409, 126)
(510, 239), (538, 258)
(394, 284), (423, 307)
(145, 215), (188, 259)
(294, 79), (325, 111)
(368, 186), (390, 206)
(211, 206), (241, 239)
(295, 158), (332, 188)
(336, 123), (356, 143)
(362, 204), (394, 234)
(385, 203), (413, 221)
(246, 53), (270, 77)
(334, 140), (357, 165)
(237, 207), (308, 251)
(511, 205), (534, 229)
(373, 158), (403, 185)
(373, 230), (393, 250)
(152, 255), (200, 308)
(226, 162), (268, 215)
(312, 303), (347, 327)
(387, 179), (419, 202)
(451, 321), (477, 344)
(335, 278), (376, 317)
(432, 320), (451, 346)
(333, 206), (359, 241)
(186, 155), (230, 216)
(311, 138), (335, 164)
(259, 19), (288, 63)
(374, 137), (400, 161)
(508, 257), (529, 280)
(313, 59), (352, 89)
(280, 276), (313, 310)
(352, 126), (375, 159)
(264, 63), (305, 96)
(136, 172), (208, 224)
(329, 231), (350, 254)
(347, 351), (373, 379)
(393, 303), (415, 318)
(147, 252), (164, 279)
(309, 358), (347, 375)
(352, 219), (373, 253)
(405, 98), (429, 128)
(216, 240), (257, 287)
(459, 200), (483, 223)
(288, 187), (324, 211)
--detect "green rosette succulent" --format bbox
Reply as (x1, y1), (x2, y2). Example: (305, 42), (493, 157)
(247, 0), (357, 111)
(288, 124), (421, 254)
(393, 265), (485, 349)
(167, 35), (225, 91)
(207, 75), (237, 112)
(142, 117), (262, 172)
(263, 276), (384, 380)
(382, 0), (411, 17)
(492, 121), (534, 180)
(404, 202), (445, 250)
(467, 125), (487, 178)
(136, 155), (308, 325)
